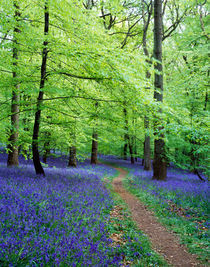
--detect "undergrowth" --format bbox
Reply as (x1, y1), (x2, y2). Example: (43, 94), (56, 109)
(105, 179), (169, 266)
(124, 172), (209, 265)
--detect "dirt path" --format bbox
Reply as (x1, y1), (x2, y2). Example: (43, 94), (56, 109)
(112, 166), (205, 267)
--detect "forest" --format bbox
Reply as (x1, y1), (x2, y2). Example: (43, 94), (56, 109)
(0, 0), (209, 266)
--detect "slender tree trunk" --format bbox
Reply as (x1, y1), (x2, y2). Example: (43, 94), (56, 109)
(7, 93), (20, 166)
(142, 1), (153, 171)
(175, 147), (179, 162)
(134, 137), (138, 162)
(91, 102), (98, 164)
(144, 118), (152, 170)
(190, 140), (205, 181)
(7, 2), (20, 167)
(43, 133), (51, 164)
(129, 144), (135, 164)
(123, 107), (129, 160)
(123, 141), (128, 160)
(129, 136), (135, 164)
(153, 0), (167, 180)
(68, 146), (77, 167)
(32, 2), (49, 176)
(91, 130), (98, 164)
(43, 147), (50, 164)
(23, 94), (31, 158)
(68, 124), (77, 167)
(204, 70), (209, 110)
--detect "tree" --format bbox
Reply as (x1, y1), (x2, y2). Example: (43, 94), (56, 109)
(152, 0), (167, 180)
(68, 146), (77, 167)
(91, 102), (98, 164)
(142, 0), (153, 171)
(7, 1), (21, 167)
(123, 106), (128, 160)
(43, 131), (51, 164)
(32, 1), (49, 176)
(91, 130), (98, 164)
(68, 121), (77, 167)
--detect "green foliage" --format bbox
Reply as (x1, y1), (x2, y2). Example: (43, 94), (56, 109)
(0, 0), (208, 173)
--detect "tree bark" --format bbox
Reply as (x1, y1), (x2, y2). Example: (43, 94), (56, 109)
(32, 2), (49, 176)
(123, 141), (128, 160)
(7, 92), (20, 166)
(91, 130), (98, 164)
(123, 107), (129, 160)
(153, 0), (167, 180)
(129, 136), (135, 164)
(43, 133), (50, 164)
(7, 2), (20, 167)
(43, 147), (50, 164)
(68, 123), (77, 167)
(68, 146), (77, 167)
(134, 137), (138, 162)
(142, 0), (152, 171)
(144, 116), (152, 170)
(204, 70), (209, 110)
(144, 135), (151, 170)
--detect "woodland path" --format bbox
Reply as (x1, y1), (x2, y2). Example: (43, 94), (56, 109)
(110, 165), (205, 267)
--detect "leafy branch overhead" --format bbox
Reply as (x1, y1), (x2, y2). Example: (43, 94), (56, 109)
(0, 0), (208, 178)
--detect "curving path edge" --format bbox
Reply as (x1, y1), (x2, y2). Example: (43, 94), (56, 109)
(111, 166), (205, 267)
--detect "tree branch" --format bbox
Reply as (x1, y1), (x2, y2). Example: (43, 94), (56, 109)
(48, 71), (111, 81)
(42, 95), (122, 103)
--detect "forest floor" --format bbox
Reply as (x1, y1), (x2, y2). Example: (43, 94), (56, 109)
(110, 165), (205, 267)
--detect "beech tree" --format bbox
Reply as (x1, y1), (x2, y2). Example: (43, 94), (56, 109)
(32, 1), (49, 176)
(7, 1), (20, 167)
(68, 121), (77, 167)
(152, 0), (167, 180)
(142, 0), (153, 171)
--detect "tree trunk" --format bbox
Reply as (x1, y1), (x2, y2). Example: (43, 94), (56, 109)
(32, 92), (45, 175)
(153, 138), (167, 180)
(43, 142), (50, 164)
(204, 71), (208, 110)
(91, 130), (98, 164)
(123, 107), (129, 160)
(153, 0), (167, 180)
(7, 2), (20, 167)
(144, 117), (152, 170)
(43, 147), (50, 164)
(42, 131), (51, 163)
(123, 142), (128, 160)
(7, 92), (19, 166)
(134, 137), (138, 162)
(129, 137), (135, 164)
(32, 2), (49, 176)
(68, 146), (77, 167)
(142, 1), (153, 171)
(144, 134), (151, 170)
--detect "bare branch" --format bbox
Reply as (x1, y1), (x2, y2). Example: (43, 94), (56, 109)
(163, 7), (189, 41)
(199, 5), (210, 40)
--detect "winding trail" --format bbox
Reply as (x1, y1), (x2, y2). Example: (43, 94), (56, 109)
(111, 166), (205, 267)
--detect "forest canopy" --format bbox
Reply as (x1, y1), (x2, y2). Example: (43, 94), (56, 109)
(0, 0), (209, 178)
